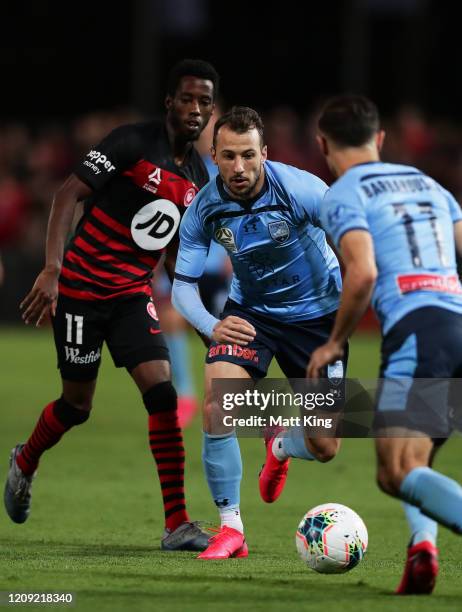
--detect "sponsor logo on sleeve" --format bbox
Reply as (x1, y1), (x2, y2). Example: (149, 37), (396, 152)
(83, 150), (116, 176)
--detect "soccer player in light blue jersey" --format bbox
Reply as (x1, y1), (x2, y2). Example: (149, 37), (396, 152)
(172, 106), (347, 559)
(308, 95), (462, 595)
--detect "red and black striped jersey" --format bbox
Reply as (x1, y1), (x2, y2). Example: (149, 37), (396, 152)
(59, 120), (209, 300)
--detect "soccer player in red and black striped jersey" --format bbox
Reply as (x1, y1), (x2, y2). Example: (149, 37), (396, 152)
(4, 59), (218, 551)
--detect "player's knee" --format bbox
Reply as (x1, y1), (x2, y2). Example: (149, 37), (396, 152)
(143, 381), (177, 414)
(376, 465), (402, 497)
(307, 438), (339, 463)
(54, 396), (91, 426)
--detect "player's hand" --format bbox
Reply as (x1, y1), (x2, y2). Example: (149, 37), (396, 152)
(20, 267), (59, 327)
(212, 316), (256, 346)
(306, 341), (344, 379)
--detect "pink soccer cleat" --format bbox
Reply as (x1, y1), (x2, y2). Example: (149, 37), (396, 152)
(396, 540), (439, 595)
(197, 526), (248, 560)
(259, 430), (290, 503)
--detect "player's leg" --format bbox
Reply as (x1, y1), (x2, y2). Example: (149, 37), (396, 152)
(401, 441), (441, 553)
(154, 272), (197, 428)
(376, 435), (462, 533)
(4, 295), (101, 524)
(374, 308), (462, 593)
(198, 307), (272, 559)
(107, 294), (207, 551)
(160, 307), (197, 428)
(376, 434), (462, 594)
(260, 315), (346, 503)
(198, 360), (251, 560)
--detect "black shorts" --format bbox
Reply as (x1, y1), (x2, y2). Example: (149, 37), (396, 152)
(374, 306), (462, 437)
(206, 299), (348, 381)
(52, 293), (169, 382)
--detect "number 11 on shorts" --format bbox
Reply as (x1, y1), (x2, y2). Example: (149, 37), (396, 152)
(65, 313), (84, 344)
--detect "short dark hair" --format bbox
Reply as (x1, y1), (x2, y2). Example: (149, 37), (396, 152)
(213, 106), (265, 148)
(166, 59), (219, 99)
(318, 95), (380, 147)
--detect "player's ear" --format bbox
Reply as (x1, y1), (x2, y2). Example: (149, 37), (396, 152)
(211, 146), (218, 164)
(316, 134), (329, 157)
(165, 95), (173, 111)
(261, 145), (268, 163)
(376, 130), (386, 152)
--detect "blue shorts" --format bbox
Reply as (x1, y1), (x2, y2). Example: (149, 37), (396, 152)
(205, 299), (348, 381)
(374, 306), (462, 437)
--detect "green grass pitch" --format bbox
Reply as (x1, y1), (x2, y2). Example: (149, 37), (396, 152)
(0, 327), (460, 611)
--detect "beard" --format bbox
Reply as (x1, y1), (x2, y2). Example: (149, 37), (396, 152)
(223, 165), (262, 199)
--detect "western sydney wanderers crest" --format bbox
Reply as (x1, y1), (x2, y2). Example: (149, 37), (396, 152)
(214, 227), (237, 253)
(131, 199), (180, 250)
(268, 220), (290, 243)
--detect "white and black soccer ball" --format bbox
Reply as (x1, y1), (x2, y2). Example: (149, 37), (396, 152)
(296, 502), (368, 574)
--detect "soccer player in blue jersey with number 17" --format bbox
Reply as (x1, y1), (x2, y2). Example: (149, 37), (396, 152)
(172, 106), (348, 559)
(308, 95), (462, 595)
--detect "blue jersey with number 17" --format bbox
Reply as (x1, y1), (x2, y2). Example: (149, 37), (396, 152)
(321, 161), (462, 334)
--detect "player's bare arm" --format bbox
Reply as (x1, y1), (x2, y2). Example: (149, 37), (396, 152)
(20, 174), (92, 326)
(307, 230), (377, 378)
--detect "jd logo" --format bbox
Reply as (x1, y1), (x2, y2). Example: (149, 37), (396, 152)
(131, 199), (180, 250)
(214, 227), (237, 253)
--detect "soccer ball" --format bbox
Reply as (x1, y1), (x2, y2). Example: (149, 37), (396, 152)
(295, 503), (368, 574)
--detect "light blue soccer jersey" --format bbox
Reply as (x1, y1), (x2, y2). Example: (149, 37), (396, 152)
(175, 160), (341, 322)
(321, 161), (462, 334)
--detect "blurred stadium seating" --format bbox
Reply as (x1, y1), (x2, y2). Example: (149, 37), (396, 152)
(1, 104), (461, 323)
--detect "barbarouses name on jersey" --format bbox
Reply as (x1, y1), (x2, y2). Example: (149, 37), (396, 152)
(221, 415), (334, 428)
(361, 176), (432, 199)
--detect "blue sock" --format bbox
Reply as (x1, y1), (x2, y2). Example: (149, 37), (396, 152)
(280, 426), (315, 460)
(402, 502), (438, 546)
(202, 432), (242, 510)
(400, 466), (462, 534)
(165, 332), (193, 396)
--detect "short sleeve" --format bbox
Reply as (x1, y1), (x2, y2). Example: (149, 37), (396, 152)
(446, 191), (462, 224)
(288, 167), (329, 226)
(175, 199), (211, 281)
(320, 190), (369, 249)
(73, 125), (142, 191)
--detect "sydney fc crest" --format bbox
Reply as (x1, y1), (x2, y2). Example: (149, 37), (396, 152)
(214, 227), (237, 253)
(268, 220), (290, 244)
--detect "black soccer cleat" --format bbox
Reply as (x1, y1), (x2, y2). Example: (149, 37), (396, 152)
(161, 521), (210, 551)
(4, 444), (35, 524)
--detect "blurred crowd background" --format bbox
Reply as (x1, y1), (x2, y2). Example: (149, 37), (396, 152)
(1, 104), (462, 321)
(1, 0), (461, 322)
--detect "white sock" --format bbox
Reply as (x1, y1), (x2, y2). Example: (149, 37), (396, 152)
(219, 506), (244, 533)
(272, 435), (289, 461)
(412, 530), (437, 547)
